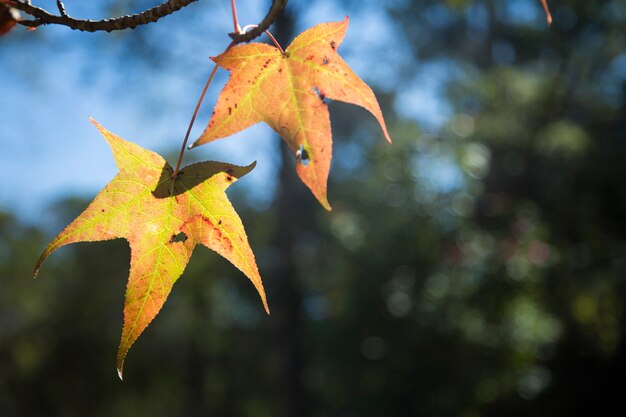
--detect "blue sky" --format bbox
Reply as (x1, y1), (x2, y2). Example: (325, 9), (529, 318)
(0, 0), (457, 224)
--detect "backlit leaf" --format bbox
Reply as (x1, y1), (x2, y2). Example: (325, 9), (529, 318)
(191, 18), (391, 210)
(35, 118), (268, 379)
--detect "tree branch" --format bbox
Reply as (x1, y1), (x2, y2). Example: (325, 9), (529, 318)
(229, 0), (287, 44)
(11, 0), (198, 32)
(9, 0), (287, 43)
(55, 1), (68, 18)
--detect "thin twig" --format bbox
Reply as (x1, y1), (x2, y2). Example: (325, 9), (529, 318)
(12, 0), (198, 32)
(230, 0), (288, 44)
(11, 0), (288, 37)
(55, 0), (67, 18)
(172, 0), (289, 172)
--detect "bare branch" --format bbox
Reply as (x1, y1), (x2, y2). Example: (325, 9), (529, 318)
(55, 1), (67, 18)
(12, 0), (198, 32)
(229, 0), (288, 44)
(9, 0), (287, 41)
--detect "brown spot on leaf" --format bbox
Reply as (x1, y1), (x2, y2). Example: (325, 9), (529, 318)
(323, 57), (329, 65)
(228, 107), (232, 115)
(42, 119), (267, 372)
(198, 216), (232, 250)
(330, 40), (336, 50)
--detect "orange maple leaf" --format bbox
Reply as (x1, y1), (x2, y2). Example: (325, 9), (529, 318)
(35, 119), (268, 379)
(191, 17), (391, 210)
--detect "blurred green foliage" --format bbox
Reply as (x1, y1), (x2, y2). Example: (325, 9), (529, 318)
(1, 0), (626, 416)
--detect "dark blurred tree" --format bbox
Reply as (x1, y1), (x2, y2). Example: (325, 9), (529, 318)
(1, 1), (625, 417)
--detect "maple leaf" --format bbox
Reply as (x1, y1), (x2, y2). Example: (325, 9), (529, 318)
(35, 118), (268, 379)
(191, 17), (391, 210)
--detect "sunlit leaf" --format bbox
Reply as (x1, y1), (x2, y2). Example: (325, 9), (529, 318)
(35, 119), (268, 379)
(192, 18), (391, 210)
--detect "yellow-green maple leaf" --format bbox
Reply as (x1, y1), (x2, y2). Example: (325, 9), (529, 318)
(35, 118), (268, 379)
(191, 17), (391, 210)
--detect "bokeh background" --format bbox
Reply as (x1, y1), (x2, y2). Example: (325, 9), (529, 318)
(1, 1), (625, 416)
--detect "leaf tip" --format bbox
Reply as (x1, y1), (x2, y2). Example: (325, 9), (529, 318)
(320, 197), (332, 212)
(117, 352), (126, 381)
(33, 252), (48, 279)
(117, 344), (129, 381)
(242, 160), (257, 175)
(88, 116), (99, 127)
(385, 131), (393, 145)
(88, 117), (108, 137)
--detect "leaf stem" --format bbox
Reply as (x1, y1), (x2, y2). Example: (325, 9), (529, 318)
(172, 63), (220, 178)
(539, 0), (552, 26)
(241, 24), (284, 53)
(230, 0), (241, 34)
(172, 37), (238, 178)
(264, 29), (284, 54)
(172, 0), (287, 178)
